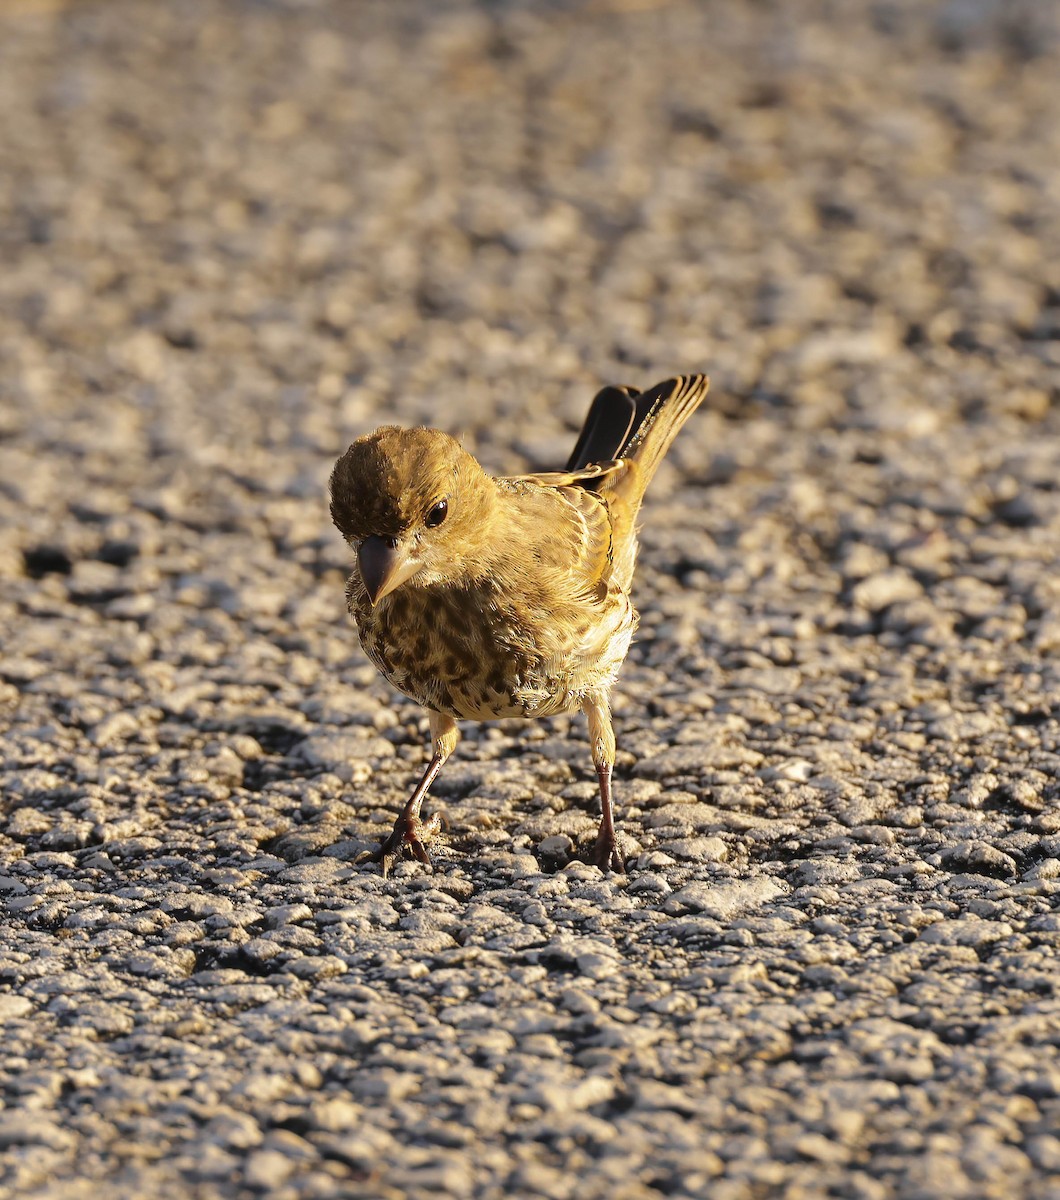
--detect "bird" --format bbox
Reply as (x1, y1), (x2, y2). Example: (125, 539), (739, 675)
(329, 374), (709, 876)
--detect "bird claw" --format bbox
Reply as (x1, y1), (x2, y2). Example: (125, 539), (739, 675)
(369, 812), (443, 878)
(588, 831), (626, 875)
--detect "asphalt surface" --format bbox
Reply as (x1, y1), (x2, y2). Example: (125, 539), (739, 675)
(2, 1), (1059, 1197)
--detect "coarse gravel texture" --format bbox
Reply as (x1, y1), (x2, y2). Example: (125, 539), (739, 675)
(2, 0), (1060, 1197)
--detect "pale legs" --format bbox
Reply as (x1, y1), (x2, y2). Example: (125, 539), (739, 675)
(583, 694), (625, 873)
(371, 711), (459, 878)
(370, 701), (624, 876)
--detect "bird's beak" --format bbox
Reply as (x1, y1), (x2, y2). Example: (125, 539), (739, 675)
(358, 535), (422, 606)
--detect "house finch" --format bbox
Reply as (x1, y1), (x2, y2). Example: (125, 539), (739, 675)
(329, 374), (709, 875)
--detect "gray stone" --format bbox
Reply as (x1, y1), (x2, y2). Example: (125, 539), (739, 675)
(667, 877), (788, 919)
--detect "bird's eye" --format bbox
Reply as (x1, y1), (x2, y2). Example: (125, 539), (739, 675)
(425, 499), (449, 528)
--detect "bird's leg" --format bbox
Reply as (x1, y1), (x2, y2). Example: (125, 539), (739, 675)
(372, 711), (458, 877)
(582, 696), (625, 873)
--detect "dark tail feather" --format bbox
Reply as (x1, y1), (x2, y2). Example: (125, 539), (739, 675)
(616, 374), (709, 489)
(599, 374), (709, 588)
(566, 385), (640, 472)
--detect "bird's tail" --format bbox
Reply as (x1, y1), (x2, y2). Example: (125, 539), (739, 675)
(609, 373), (709, 511)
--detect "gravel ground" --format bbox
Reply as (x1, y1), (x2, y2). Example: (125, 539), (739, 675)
(2, 1), (1060, 1197)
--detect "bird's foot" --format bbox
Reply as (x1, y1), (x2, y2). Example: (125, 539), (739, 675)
(588, 829), (626, 874)
(369, 811), (443, 878)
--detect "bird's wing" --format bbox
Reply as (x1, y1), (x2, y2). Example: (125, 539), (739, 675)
(551, 484), (616, 596)
(498, 376), (707, 601)
(505, 461), (625, 491)
(497, 473), (620, 599)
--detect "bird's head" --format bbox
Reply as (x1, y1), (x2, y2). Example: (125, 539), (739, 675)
(329, 425), (496, 605)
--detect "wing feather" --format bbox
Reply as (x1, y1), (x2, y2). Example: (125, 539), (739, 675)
(504, 461), (624, 490)
(496, 476), (617, 599)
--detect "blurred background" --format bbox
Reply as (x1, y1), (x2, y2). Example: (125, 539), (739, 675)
(3, 0), (1058, 693)
(3, 0), (1057, 463)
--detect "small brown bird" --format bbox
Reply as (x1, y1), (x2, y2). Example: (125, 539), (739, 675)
(329, 374), (708, 875)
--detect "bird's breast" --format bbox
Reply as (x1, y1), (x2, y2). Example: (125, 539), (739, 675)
(348, 573), (635, 720)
